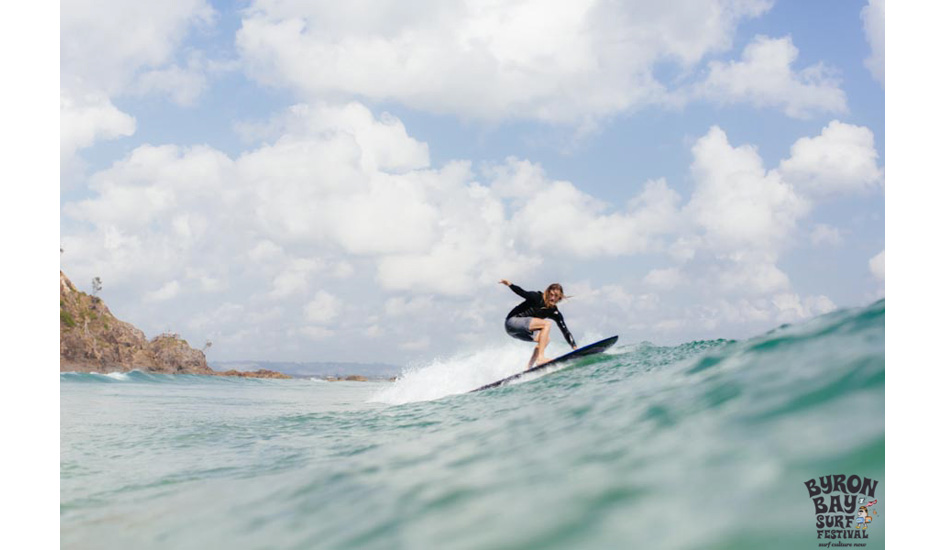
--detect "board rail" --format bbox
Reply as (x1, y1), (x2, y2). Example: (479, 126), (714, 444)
(471, 335), (619, 392)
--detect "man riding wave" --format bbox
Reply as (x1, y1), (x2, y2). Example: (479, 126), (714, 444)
(499, 280), (577, 370)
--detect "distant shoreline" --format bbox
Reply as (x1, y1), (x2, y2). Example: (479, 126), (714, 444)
(211, 360), (404, 380)
(59, 369), (396, 382)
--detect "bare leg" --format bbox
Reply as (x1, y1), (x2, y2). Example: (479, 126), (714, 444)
(526, 318), (552, 370)
(527, 347), (540, 370)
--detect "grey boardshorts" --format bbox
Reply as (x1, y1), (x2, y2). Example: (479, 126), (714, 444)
(505, 316), (545, 342)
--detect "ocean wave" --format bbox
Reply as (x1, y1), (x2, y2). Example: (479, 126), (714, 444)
(370, 300), (883, 406)
(61, 299), (884, 550)
(59, 370), (296, 385)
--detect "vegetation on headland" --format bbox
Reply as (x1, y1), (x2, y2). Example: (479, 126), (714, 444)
(213, 369), (292, 380)
(326, 375), (369, 382)
(59, 270), (290, 379)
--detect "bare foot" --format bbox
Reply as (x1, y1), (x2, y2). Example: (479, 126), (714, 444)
(534, 357), (551, 368)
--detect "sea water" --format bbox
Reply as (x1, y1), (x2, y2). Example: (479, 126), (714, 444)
(61, 300), (884, 550)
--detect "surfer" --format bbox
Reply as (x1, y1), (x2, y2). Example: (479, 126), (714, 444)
(499, 280), (577, 370)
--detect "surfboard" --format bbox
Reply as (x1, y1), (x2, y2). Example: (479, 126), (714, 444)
(471, 335), (619, 392)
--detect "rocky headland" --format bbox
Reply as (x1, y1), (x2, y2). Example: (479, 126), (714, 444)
(60, 271), (290, 379)
(213, 369), (292, 379)
(325, 375), (369, 382)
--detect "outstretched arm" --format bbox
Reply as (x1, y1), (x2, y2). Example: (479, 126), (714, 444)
(499, 279), (531, 299)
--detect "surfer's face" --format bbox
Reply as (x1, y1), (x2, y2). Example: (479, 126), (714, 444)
(544, 284), (565, 307)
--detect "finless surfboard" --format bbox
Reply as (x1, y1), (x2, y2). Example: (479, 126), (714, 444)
(471, 335), (619, 392)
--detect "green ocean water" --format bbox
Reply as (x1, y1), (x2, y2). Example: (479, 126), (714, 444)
(61, 300), (884, 550)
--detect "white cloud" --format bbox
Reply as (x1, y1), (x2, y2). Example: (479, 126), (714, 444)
(238, 103), (439, 256)
(384, 296), (435, 317)
(270, 259), (323, 298)
(564, 281), (661, 337)
(304, 290), (342, 324)
(248, 103), (431, 173)
(810, 224), (843, 246)
(678, 122), (881, 297)
(186, 302), (244, 332)
(682, 293), (834, 332)
(869, 249), (885, 281)
(62, 103), (536, 300)
(713, 257), (791, 295)
(507, 167), (682, 258)
(66, 144), (234, 230)
(186, 269), (227, 293)
(60, 91), (136, 166)
(247, 240), (284, 262)
(236, 0), (772, 124)
(772, 293), (836, 323)
(687, 126), (808, 254)
(778, 121), (883, 197)
(375, 176), (541, 294)
(697, 35), (847, 118)
(130, 58), (210, 106)
(399, 337), (431, 351)
(643, 267), (685, 290)
(297, 326), (335, 340)
(61, 0), (215, 96)
(861, 0), (885, 85)
(707, 298), (773, 325)
(144, 280), (181, 302)
(566, 281), (838, 341)
(683, 120), (881, 262)
(60, 0), (216, 165)
(61, 102), (882, 361)
(332, 262), (355, 278)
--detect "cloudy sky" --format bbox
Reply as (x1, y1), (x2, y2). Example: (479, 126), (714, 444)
(59, 0), (885, 364)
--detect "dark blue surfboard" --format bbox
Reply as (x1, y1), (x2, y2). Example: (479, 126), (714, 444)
(472, 335), (619, 392)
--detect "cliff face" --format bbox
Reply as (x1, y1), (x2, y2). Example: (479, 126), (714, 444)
(60, 271), (214, 374)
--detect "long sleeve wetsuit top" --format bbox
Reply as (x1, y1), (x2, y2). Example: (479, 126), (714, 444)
(505, 284), (576, 348)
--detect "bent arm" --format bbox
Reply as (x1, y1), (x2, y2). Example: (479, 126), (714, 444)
(553, 311), (577, 348)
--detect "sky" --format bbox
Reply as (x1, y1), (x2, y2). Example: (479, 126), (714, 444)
(59, 0), (886, 364)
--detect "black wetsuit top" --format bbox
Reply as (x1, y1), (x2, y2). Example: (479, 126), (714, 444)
(505, 284), (576, 348)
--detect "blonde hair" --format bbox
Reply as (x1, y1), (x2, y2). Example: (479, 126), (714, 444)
(543, 283), (565, 307)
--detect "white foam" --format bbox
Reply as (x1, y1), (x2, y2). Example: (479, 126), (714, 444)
(369, 341), (571, 405)
(79, 371), (133, 381)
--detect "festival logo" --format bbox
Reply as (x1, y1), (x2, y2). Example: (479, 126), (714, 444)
(804, 474), (882, 547)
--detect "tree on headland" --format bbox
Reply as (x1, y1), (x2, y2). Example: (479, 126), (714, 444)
(91, 277), (102, 300)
